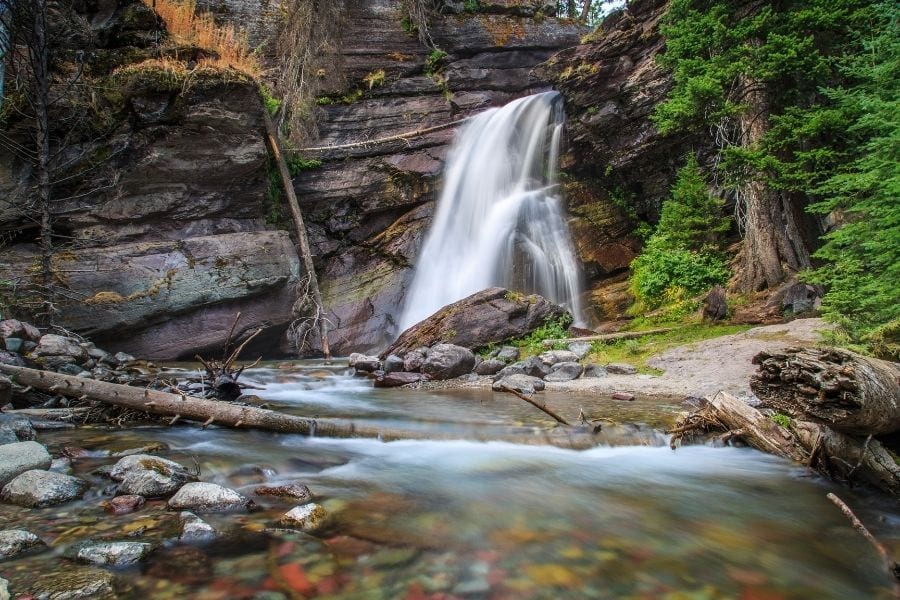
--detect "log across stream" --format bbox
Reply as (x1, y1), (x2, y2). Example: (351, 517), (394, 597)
(2, 361), (899, 599)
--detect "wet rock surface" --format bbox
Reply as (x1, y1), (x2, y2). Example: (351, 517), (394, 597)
(110, 454), (199, 498)
(279, 503), (328, 532)
(374, 372), (426, 388)
(0, 441), (52, 486)
(253, 483), (312, 502)
(0, 529), (46, 560)
(167, 482), (252, 513)
(30, 567), (118, 600)
(73, 541), (155, 566)
(179, 511), (217, 542)
(544, 362), (585, 382)
(102, 494), (146, 515)
(1, 470), (89, 508)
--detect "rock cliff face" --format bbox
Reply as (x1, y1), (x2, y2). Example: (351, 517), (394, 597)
(295, 0), (585, 355)
(538, 0), (698, 318)
(0, 0), (300, 359)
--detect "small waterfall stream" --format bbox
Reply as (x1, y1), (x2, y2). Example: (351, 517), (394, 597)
(399, 91), (585, 331)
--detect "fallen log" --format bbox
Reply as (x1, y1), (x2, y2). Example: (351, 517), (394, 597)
(671, 391), (900, 496)
(751, 347), (900, 435)
(542, 327), (676, 346)
(0, 364), (601, 449)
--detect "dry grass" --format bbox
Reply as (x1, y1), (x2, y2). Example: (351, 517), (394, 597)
(142, 0), (261, 77)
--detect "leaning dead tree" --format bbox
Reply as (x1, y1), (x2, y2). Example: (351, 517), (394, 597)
(195, 313), (262, 401)
(262, 109), (331, 359)
(0, 363), (604, 449)
(751, 347), (900, 435)
(671, 391), (900, 495)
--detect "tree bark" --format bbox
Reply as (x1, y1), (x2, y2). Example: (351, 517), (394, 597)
(261, 109), (330, 359)
(671, 391), (900, 495)
(751, 347), (900, 435)
(0, 364), (603, 449)
(733, 79), (810, 292)
(32, 0), (52, 289)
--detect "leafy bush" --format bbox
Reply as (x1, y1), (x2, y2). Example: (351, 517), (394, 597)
(425, 49), (448, 75)
(628, 155), (730, 309)
(516, 314), (573, 354)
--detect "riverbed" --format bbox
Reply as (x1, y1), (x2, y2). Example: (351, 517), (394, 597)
(1, 361), (897, 599)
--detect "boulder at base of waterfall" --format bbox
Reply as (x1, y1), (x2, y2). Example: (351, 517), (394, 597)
(421, 344), (476, 380)
(402, 348), (429, 372)
(495, 346), (520, 363)
(374, 372), (426, 388)
(583, 364), (607, 378)
(349, 353), (381, 373)
(382, 287), (569, 358)
(492, 374), (545, 394)
(567, 341), (592, 360)
(544, 362), (584, 382)
(521, 356), (552, 378)
(383, 354), (405, 374)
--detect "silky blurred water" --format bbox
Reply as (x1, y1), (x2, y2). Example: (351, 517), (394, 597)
(2, 362), (897, 599)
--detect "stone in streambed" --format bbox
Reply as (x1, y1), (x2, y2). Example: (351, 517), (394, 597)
(544, 362), (583, 382)
(421, 344), (476, 380)
(33, 334), (88, 361)
(0, 441), (52, 486)
(475, 359), (505, 375)
(0, 529), (46, 560)
(31, 567), (117, 600)
(110, 454), (198, 498)
(179, 511), (217, 542)
(279, 503), (327, 532)
(167, 482), (252, 513)
(73, 541), (154, 566)
(492, 374), (545, 394)
(102, 494), (146, 515)
(539, 350), (580, 365)
(2, 470), (88, 507)
(254, 483), (312, 501)
(0, 415), (36, 442)
(402, 347), (429, 372)
(612, 392), (636, 401)
(374, 372), (425, 387)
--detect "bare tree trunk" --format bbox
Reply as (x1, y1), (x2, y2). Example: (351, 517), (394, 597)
(733, 80), (810, 292)
(579, 0), (594, 21)
(32, 0), (52, 289)
(261, 109), (331, 359)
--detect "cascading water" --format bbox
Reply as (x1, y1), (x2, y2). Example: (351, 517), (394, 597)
(399, 91), (585, 331)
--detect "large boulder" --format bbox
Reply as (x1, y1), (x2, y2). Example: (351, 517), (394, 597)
(421, 344), (476, 380)
(544, 362), (584, 382)
(383, 288), (569, 358)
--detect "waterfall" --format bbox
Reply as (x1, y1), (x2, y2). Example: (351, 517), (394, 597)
(399, 91), (585, 331)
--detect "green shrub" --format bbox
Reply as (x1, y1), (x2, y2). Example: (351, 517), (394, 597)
(425, 49), (448, 75)
(629, 155), (730, 309)
(517, 314), (573, 354)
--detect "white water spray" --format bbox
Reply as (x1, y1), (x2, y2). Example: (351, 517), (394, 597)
(399, 91), (585, 331)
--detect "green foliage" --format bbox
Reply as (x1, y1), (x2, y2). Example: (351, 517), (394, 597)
(801, 2), (899, 357)
(464, 0), (481, 12)
(771, 413), (791, 428)
(259, 85), (282, 117)
(287, 156), (322, 175)
(401, 15), (415, 34)
(425, 49), (448, 75)
(629, 156), (730, 309)
(363, 69), (386, 89)
(515, 314), (574, 354)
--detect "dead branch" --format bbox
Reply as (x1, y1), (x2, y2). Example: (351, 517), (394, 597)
(826, 493), (900, 588)
(497, 385), (571, 426)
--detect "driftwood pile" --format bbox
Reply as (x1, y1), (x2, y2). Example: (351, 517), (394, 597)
(672, 347), (900, 496)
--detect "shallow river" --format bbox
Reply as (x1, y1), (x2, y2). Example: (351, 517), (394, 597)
(2, 362), (898, 599)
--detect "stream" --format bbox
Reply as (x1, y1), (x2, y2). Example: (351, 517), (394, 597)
(2, 361), (898, 599)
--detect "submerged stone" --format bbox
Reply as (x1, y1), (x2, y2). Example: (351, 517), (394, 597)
(0, 441), (51, 486)
(73, 541), (154, 566)
(179, 511), (217, 542)
(0, 529), (46, 560)
(279, 503), (327, 532)
(110, 454), (198, 498)
(31, 567), (117, 600)
(2, 469), (88, 508)
(167, 482), (252, 513)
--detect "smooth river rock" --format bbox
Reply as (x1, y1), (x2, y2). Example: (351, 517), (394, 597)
(2, 470), (88, 507)
(0, 414), (36, 442)
(0, 529), (46, 560)
(607, 363), (638, 375)
(0, 441), (52, 486)
(179, 511), (217, 542)
(74, 541), (155, 566)
(374, 371), (425, 388)
(110, 454), (198, 498)
(475, 359), (505, 376)
(539, 350), (580, 365)
(167, 482), (252, 513)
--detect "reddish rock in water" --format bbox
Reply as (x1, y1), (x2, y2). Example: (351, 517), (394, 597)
(374, 372), (426, 388)
(103, 494), (146, 515)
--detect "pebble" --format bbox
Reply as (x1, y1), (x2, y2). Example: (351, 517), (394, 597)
(612, 392), (636, 401)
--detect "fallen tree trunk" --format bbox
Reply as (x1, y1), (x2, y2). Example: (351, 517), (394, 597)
(542, 327), (676, 346)
(671, 391), (900, 496)
(0, 364), (601, 449)
(751, 347), (900, 435)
